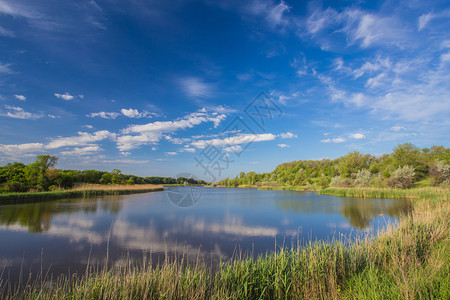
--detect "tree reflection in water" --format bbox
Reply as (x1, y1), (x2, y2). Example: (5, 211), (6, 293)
(0, 196), (123, 232)
(277, 195), (412, 229)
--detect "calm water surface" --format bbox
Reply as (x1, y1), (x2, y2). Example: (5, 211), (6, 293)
(0, 187), (411, 282)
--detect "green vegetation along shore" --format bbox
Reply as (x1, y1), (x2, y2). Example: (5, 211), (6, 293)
(1, 187), (448, 299)
(0, 154), (205, 194)
(215, 143), (450, 190)
(0, 184), (163, 205)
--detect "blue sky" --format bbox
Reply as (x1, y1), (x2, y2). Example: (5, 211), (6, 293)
(0, 0), (449, 181)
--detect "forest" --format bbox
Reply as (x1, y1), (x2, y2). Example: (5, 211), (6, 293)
(0, 155), (206, 193)
(217, 143), (450, 189)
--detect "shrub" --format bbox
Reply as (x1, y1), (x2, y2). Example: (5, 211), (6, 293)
(353, 169), (373, 187)
(316, 176), (331, 189)
(429, 160), (450, 186)
(387, 165), (415, 189)
(329, 176), (353, 188)
(370, 174), (387, 188)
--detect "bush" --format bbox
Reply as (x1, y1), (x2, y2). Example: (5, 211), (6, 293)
(353, 169), (373, 187)
(429, 160), (450, 186)
(370, 174), (387, 188)
(329, 176), (353, 188)
(316, 176), (331, 189)
(387, 165), (415, 189)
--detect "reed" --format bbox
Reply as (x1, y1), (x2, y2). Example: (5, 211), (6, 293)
(1, 188), (448, 299)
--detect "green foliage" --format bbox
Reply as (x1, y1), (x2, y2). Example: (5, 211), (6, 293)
(219, 143), (449, 189)
(338, 151), (373, 178)
(353, 169), (373, 187)
(0, 156), (205, 193)
(388, 165), (416, 189)
(429, 160), (450, 186)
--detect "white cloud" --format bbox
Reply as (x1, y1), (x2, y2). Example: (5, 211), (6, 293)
(47, 114), (60, 119)
(166, 152), (177, 156)
(88, 108), (160, 119)
(60, 146), (102, 156)
(0, 63), (12, 74)
(82, 125), (94, 129)
(0, 25), (14, 37)
(2, 105), (42, 119)
(244, 0), (290, 28)
(14, 94), (26, 101)
(224, 145), (243, 152)
(321, 138), (346, 143)
(120, 108), (158, 118)
(46, 130), (115, 149)
(277, 144), (290, 148)
(391, 126), (405, 131)
(304, 7), (409, 49)
(182, 148), (196, 153)
(180, 77), (214, 98)
(87, 111), (120, 119)
(0, 143), (45, 156)
(192, 133), (276, 149)
(349, 133), (366, 140)
(418, 12), (434, 31)
(102, 159), (150, 164)
(191, 132), (294, 149)
(117, 110), (227, 151)
(279, 132), (297, 139)
(54, 93), (75, 101)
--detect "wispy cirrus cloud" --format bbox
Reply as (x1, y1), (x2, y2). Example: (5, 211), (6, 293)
(179, 77), (214, 98)
(243, 0), (290, 28)
(0, 25), (14, 37)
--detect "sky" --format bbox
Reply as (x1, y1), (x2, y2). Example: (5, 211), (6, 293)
(0, 0), (449, 181)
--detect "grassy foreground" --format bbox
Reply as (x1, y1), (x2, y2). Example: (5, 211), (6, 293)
(1, 188), (449, 299)
(0, 184), (164, 205)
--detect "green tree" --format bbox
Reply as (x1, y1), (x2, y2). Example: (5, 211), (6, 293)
(24, 155), (58, 191)
(338, 151), (372, 178)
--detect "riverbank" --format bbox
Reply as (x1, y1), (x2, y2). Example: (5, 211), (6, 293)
(1, 187), (448, 299)
(0, 184), (164, 205)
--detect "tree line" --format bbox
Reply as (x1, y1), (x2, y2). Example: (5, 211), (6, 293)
(217, 143), (450, 189)
(0, 155), (206, 193)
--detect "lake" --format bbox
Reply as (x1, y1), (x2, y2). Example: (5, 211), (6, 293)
(0, 187), (411, 283)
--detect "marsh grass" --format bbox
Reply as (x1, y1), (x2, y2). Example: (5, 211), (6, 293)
(1, 189), (448, 299)
(320, 187), (449, 202)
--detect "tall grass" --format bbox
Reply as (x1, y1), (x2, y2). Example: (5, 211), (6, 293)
(320, 187), (449, 202)
(1, 188), (448, 299)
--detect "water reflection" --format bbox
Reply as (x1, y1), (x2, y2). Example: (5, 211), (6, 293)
(276, 192), (411, 229)
(0, 196), (122, 232)
(0, 188), (412, 283)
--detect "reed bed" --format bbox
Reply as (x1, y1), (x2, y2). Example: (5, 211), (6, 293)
(320, 187), (450, 202)
(1, 188), (448, 299)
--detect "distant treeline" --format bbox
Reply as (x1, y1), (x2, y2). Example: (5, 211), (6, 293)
(0, 155), (206, 193)
(217, 143), (450, 189)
